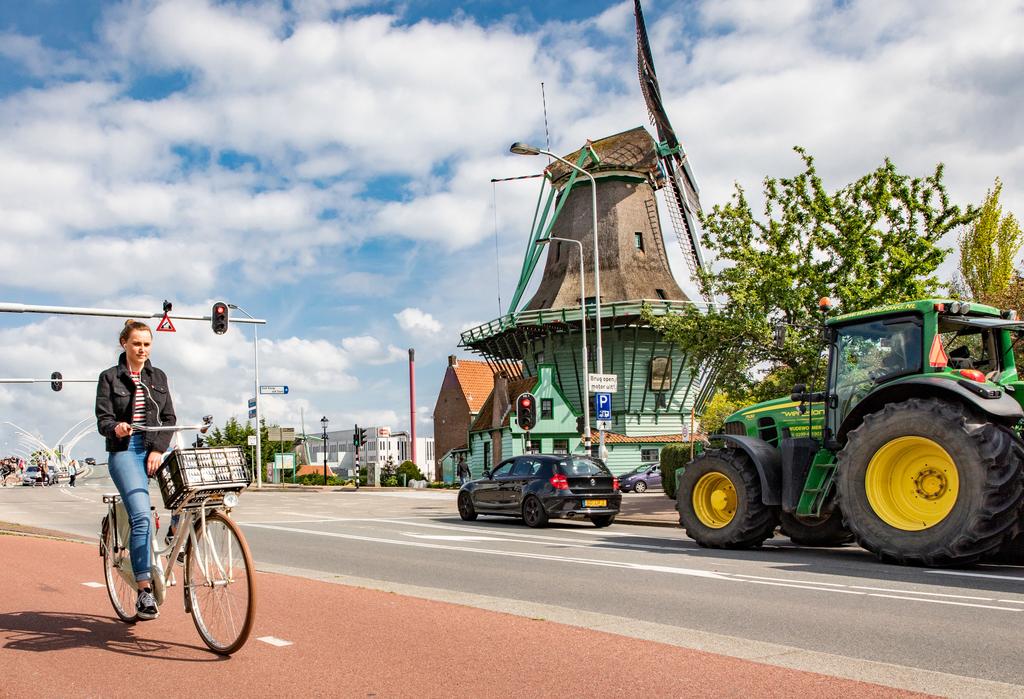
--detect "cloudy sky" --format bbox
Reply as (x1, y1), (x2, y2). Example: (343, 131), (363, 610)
(0, 0), (1021, 459)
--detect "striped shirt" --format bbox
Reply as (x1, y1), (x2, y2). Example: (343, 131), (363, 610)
(129, 371), (146, 426)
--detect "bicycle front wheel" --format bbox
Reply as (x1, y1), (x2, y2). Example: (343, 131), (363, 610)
(185, 511), (256, 654)
(102, 522), (138, 623)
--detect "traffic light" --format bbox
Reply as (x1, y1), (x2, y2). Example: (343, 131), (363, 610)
(516, 393), (537, 431)
(353, 424), (360, 447)
(576, 414), (586, 435)
(359, 427), (367, 446)
(50, 371), (63, 392)
(211, 301), (230, 335)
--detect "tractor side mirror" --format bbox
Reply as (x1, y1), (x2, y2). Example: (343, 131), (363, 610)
(773, 324), (787, 350)
(790, 383), (807, 402)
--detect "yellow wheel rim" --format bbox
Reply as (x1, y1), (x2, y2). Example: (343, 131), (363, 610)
(865, 436), (959, 531)
(692, 472), (737, 529)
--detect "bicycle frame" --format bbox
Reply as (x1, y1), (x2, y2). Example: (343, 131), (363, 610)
(104, 490), (238, 605)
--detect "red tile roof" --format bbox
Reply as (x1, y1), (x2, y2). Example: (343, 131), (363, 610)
(451, 359), (497, 414)
(469, 376), (536, 433)
(600, 432), (688, 444)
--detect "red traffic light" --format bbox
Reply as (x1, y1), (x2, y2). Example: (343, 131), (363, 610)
(520, 397), (532, 406)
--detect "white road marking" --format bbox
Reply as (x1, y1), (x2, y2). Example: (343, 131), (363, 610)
(257, 636), (293, 647)
(279, 512), (686, 552)
(243, 522), (1024, 614)
(865, 593), (1020, 612)
(402, 534), (506, 542)
(927, 570), (1024, 582)
(242, 522), (730, 580)
(81, 582), (104, 588)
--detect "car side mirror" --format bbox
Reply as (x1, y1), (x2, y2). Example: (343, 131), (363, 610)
(790, 383), (807, 402)
(773, 323), (787, 350)
(481, 470), (491, 479)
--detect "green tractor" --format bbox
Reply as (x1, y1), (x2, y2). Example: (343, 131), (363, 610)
(677, 298), (1024, 566)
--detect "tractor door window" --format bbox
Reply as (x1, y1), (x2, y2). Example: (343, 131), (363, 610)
(833, 317), (922, 420)
(939, 321), (998, 376)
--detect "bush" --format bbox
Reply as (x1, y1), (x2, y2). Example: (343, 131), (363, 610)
(660, 443), (694, 500)
(397, 460), (425, 482)
(382, 476), (399, 487)
(294, 472), (343, 486)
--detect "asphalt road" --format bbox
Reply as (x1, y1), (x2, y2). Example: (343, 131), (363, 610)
(3, 477), (1023, 693)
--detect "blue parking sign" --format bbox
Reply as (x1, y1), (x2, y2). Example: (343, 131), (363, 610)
(594, 392), (612, 420)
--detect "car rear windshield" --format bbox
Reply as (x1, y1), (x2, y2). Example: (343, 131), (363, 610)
(556, 457), (610, 477)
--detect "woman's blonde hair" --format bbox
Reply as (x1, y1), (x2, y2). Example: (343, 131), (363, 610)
(119, 319), (152, 345)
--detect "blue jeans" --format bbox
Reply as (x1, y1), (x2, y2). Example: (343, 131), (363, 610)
(108, 435), (152, 583)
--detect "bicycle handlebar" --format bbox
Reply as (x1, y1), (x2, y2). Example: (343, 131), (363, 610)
(130, 415), (214, 434)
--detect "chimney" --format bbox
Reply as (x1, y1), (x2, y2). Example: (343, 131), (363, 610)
(448, 354), (458, 368)
(492, 372), (509, 428)
(409, 348), (417, 466)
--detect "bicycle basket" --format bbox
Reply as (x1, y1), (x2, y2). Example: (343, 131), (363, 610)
(156, 446), (251, 510)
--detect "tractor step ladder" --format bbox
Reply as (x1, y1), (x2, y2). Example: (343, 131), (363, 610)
(796, 451), (838, 517)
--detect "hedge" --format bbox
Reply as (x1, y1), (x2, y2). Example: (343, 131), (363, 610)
(660, 443), (695, 500)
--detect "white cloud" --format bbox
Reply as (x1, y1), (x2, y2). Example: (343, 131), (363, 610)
(340, 335), (406, 364)
(394, 308), (442, 335)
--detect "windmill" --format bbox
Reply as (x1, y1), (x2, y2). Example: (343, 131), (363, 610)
(635, 0), (709, 300)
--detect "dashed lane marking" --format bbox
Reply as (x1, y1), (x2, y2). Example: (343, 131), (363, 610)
(81, 582), (104, 588)
(927, 570), (1024, 583)
(257, 636), (293, 647)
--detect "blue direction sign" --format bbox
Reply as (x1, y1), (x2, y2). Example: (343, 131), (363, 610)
(594, 392), (612, 420)
(248, 397), (256, 419)
(259, 385), (289, 395)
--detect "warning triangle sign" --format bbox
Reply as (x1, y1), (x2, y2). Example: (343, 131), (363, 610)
(156, 313), (176, 333)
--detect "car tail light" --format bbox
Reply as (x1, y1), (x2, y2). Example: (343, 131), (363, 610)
(957, 369), (986, 382)
(612, 477), (619, 491)
(549, 473), (569, 490)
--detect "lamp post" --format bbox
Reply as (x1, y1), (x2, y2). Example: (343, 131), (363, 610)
(321, 416), (329, 486)
(228, 303), (263, 489)
(537, 236), (591, 453)
(511, 141), (604, 458)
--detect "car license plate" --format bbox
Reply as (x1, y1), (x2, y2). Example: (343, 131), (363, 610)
(584, 499), (607, 508)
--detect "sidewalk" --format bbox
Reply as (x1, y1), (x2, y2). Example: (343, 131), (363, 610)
(0, 532), (926, 698)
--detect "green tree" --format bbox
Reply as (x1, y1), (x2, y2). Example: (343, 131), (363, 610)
(396, 459), (425, 483)
(954, 178), (1023, 307)
(646, 148), (977, 403)
(205, 417), (295, 483)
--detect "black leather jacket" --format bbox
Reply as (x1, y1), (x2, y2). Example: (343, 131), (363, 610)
(95, 353), (177, 454)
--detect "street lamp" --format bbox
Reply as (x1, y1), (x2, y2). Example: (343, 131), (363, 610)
(228, 303), (263, 489)
(320, 416), (329, 486)
(537, 236), (591, 453)
(511, 141), (604, 458)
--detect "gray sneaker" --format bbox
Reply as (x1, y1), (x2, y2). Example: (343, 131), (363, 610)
(136, 589), (159, 620)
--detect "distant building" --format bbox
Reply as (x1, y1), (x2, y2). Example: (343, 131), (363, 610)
(312, 426), (435, 480)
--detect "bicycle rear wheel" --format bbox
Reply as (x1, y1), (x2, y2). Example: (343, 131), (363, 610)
(185, 511), (255, 654)
(102, 521), (138, 623)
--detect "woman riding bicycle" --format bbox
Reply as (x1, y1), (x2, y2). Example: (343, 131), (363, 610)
(95, 320), (176, 620)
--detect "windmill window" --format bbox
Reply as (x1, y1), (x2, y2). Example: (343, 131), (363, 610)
(655, 289), (667, 300)
(555, 242), (560, 261)
(635, 232), (644, 251)
(649, 356), (672, 391)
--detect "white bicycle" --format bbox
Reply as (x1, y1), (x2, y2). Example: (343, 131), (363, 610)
(99, 416), (256, 654)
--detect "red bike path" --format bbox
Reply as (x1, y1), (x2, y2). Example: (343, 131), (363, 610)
(0, 534), (925, 698)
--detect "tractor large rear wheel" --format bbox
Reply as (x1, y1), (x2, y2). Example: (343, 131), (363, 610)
(837, 398), (1024, 566)
(677, 449), (778, 549)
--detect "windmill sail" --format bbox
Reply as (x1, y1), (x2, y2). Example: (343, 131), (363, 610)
(635, 0), (708, 297)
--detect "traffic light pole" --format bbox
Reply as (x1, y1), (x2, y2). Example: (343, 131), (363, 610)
(0, 300), (268, 489)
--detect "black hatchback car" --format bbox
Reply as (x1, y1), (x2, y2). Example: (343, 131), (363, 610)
(457, 454), (621, 528)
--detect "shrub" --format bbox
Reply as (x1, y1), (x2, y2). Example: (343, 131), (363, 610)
(382, 476), (399, 487)
(660, 443), (693, 500)
(397, 460), (425, 483)
(294, 472), (343, 486)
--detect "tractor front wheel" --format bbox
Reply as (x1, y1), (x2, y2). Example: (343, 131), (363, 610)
(676, 449), (778, 549)
(837, 398), (1024, 566)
